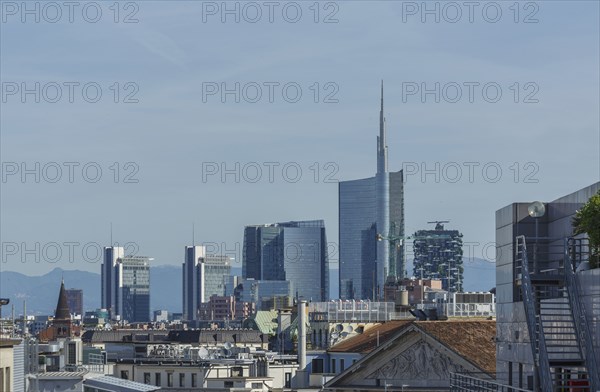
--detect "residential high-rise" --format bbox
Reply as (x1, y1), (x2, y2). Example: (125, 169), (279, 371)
(101, 247), (151, 323)
(412, 222), (464, 292)
(339, 83), (405, 300)
(65, 289), (83, 316)
(182, 246), (232, 321)
(242, 220), (329, 301)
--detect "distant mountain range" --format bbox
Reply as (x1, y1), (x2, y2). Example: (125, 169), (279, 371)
(0, 266), (184, 316)
(0, 257), (495, 315)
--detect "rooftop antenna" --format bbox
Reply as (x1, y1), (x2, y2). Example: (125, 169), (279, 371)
(110, 222), (113, 247)
(192, 223), (195, 246)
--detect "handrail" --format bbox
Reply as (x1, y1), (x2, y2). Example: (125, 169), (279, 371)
(565, 238), (600, 391)
(515, 235), (553, 392)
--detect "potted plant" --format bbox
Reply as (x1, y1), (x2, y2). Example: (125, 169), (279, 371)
(573, 189), (600, 269)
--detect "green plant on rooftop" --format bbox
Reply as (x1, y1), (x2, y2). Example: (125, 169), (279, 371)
(573, 189), (600, 269)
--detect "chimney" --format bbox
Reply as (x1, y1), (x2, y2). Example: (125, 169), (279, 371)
(296, 300), (308, 388)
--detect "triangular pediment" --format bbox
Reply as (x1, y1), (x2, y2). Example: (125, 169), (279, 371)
(365, 338), (468, 381)
(326, 325), (488, 390)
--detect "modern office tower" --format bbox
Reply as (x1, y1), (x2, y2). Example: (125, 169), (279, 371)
(494, 182), (600, 390)
(101, 247), (151, 323)
(412, 222), (464, 292)
(339, 83), (405, 300)
(101, 246), (124, 313)
(65, 289), (83, 316)
(182, 246), (232, 321)
(242, 220), (329, 301)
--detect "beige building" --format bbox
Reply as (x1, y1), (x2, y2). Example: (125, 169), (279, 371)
(0, 338), (21, 392)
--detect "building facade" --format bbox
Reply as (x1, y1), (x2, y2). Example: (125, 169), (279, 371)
(243, 220), (329, 301)
(495, 182), (600, 390)
(412, 222), (464, 292)
(65, 289), (83, 316)
(339, 84), (405, 300)
(101, 247), (151, 323)
(182, 245), (232, 321)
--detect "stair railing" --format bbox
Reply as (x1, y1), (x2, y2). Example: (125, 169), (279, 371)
(565, 237), (600, 391)
(516, 235), (553, 392)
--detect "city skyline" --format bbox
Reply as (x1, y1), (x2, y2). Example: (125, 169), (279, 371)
(2, 2), (598, 280)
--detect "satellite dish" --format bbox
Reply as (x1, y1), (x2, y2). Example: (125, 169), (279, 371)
(528, 201), (546, 218)
(335, 324), (344, 332)
(224, 342), (233, 350)
(345, 325), (354, 333)
(198, 347), (209, 359)
(341, 332), (348, 338)
(331, 332), (339, 340)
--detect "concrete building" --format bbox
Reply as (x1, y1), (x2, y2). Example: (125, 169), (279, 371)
(0, 338), (21, 392)
(112, 358), (298, 391)
(182, 245), (232, 321)
(491, 182), (600, 391)
(243, 220), (329, 301)
(339, 83), (405, 300)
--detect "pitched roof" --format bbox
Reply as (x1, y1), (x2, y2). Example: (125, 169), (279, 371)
(327, 320), (496, 375)
(54, 280), (71, 320)
(328, 321), (413, 354)
(415, 320), (496, 374)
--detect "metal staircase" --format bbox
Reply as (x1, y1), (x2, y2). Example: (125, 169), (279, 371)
(516, 236), (599, 392)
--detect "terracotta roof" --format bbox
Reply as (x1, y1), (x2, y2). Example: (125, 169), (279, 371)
(328, 321), (414, 354)
(328, 319), (496, 374)
(416, 320), (496, 374)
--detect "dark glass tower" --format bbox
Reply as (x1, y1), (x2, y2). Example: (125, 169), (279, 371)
(339, 83), (405, 300)
(242, 220), (329, 301)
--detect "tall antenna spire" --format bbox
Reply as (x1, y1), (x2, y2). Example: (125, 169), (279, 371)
(110, 222), (113, 247)
(192, 223), (195, 246)
(377, 80), (388, 174)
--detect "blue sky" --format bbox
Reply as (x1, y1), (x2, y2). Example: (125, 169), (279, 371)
(1, 1), (599, 296)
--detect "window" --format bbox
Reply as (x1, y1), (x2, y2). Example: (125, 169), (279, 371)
(179, 373), (185, 387)
(192, 373), (197, 388)
(518, 363), (523, 389)
(312, 358), (324, 374)
(331, 359), (336, 373)
(143, 373), (150, 384)
(340, 359), (345, 371)
(68, 344), (77, 364)
(508, 362), (513, 386)
(167, 372), (173, 387)
(120, 370), (129, 380)
(252, 382), (263, 389)
(224, 381), (234, 388)
(231, 367), (243, 377)
(155, 372), (161, 386)
(285, 372), (291, 388)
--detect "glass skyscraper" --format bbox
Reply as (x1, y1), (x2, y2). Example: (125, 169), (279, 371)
(101, 247), (151, 322)
(242, 220), (329, 301)
(182, 245), (232, 321)
(339, 83), (405, 300)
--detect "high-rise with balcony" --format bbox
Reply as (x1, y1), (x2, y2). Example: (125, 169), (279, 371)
(412, 222), (464, 292)
(182, 245), (232, 321)
(101, 247), (151, 322)
(338, 83), (405, 300)
(242, 220), (329, 301)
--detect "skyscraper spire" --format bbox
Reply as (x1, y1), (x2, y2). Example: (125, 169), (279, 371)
(377, 80), (388, 174)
